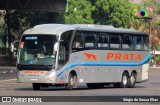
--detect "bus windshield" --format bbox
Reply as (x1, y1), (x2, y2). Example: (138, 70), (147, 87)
(18, 35), (58, 66)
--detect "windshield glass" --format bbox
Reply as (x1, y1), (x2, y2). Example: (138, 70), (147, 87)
(18, 35), (58, 66)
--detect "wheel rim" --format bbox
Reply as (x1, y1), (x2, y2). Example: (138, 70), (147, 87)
(122, 76), (128, 85)
(70, 77), (73, 86)
(130, 75), (135, 84)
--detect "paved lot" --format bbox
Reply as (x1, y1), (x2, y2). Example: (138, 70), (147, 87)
(0, 67), (160, 105)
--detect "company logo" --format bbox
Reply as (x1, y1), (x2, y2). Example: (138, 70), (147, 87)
(2, 97), (11, 102)
(83, 52), (98, 60)
(106, 52), (142, 61)
(1, 97), (42, 102)
(138, 10), (148, 17)
(83, 52), (142, 61)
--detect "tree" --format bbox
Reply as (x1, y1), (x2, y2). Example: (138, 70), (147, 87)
(0, 25), (5, 48)
(0, 11), (6, 48)
(138, 0), (160, 48)
(4, 10), (62, 39)
(64, 0), (94, 24)
(92, 0), (136, 28)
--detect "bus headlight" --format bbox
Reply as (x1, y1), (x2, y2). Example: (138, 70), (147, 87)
(18, 71), (23, 76)
(46, 70), (56, 81)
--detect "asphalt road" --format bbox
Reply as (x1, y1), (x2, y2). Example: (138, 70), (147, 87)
(0, 67), (160, 105)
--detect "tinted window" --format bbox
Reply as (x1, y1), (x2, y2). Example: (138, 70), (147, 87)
(72, 31), (84, 52)
(19, 35), (57, 66)
(122, 35), (133, 50)
(60, 31), (73, 64)
(98, 33), (109, 49)
(110, 34), (121, 49)
(143, 36), (149, 51)
(84, 32), (96, 49)
(61, 31), (72, 51)
(134, 36), (143, 50)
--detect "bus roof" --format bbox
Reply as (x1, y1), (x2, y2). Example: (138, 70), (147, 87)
(23, 24), (148, 35)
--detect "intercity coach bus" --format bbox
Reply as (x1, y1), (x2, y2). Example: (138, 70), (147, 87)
(17, 24), (150, 90)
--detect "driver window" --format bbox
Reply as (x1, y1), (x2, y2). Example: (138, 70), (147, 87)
(58, 31), (73, 68)
(58, 43), (65, 66)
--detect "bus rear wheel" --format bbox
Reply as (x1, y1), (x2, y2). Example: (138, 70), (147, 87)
(32, 83), (41, 90)
(66, 73), (77, 90)
(120, 72), (129, 88)
(128, 73), (136, 88)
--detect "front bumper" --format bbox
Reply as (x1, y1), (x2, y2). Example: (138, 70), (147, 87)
(17, 70), (57, 84)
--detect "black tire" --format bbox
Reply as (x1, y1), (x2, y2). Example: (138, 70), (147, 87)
(120, 72), (129, 88)
(87, 83), (104, 89)
(32, 83), (41, 90)
(66, 73), (77, 90)
(128, 73), (136, 88)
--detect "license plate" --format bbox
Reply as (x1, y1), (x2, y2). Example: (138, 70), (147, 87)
(30, 78), (38, 81)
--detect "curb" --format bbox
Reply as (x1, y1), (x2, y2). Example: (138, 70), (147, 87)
(0, 78), (17, 83)
(150, 67), (160, 69)
(0, 66), (16, 70)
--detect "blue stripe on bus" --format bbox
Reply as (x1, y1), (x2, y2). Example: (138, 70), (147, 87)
(57, 54), (151, 77)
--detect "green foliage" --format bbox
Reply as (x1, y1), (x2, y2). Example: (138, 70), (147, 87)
(152, 54), (160, 62)
(92, 0), (136, 28)
(157, 2), (160, 25)
(152, 44), (160, 51)
(2, 0), (159, 45)
(64, 0), (94, 24)
(151, 54), (156, 60)
(4, 10), (63, 39)
(155, 55), (160, 61)
(0, 20), (5, 48)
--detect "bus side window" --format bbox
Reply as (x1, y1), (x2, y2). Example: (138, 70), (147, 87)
(58, 43), (65, 65)
(58, 31), (72, 68)
(110, 34), (121, 50)
(84, 32), (96, 49)
(72, 31), (83, 52)
(143, 36), (149, 51)
(134, 36), (143, 50)
(98, 33), (109, 49)
(122, 35), (133, 50)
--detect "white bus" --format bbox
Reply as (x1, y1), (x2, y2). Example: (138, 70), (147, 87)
(17, 24), (150, 90)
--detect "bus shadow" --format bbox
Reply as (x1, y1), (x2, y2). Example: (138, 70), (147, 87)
(15, 85), (146, 91)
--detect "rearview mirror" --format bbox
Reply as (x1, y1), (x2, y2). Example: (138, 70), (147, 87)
(59, 40), (64, 42)
(53, 42), (58, 55)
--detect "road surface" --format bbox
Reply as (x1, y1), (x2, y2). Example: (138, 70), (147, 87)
(0, 67), (160, 105)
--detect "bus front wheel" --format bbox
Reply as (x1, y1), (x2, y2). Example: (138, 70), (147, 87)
(66, 73), (77, 90)
(32, 83), (41, 90)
